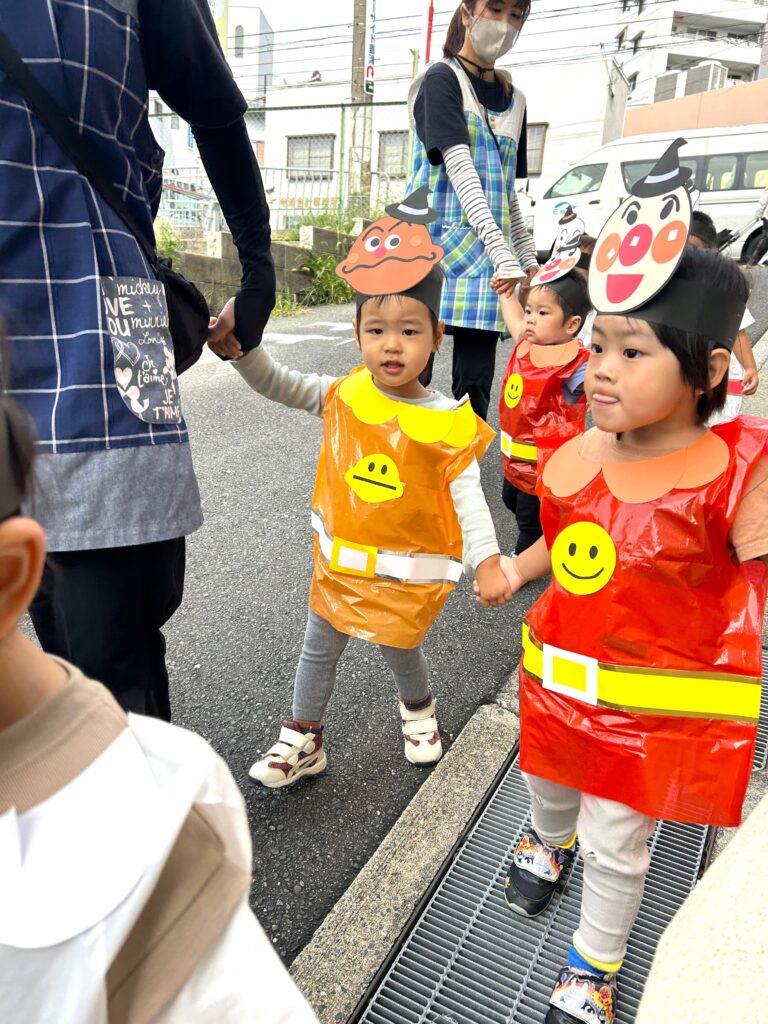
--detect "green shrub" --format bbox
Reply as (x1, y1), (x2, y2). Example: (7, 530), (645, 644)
(298, 250), (355, 306)
(155, 219), (183, 261)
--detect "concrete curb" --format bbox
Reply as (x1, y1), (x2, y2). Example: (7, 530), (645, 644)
(290, 702), (520, 1024)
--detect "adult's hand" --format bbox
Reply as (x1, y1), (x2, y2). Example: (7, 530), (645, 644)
(207, 297), (243, 360)
(518, 265), (540, 308)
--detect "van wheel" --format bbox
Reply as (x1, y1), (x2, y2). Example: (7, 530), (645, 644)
(743, 232), (764, 265)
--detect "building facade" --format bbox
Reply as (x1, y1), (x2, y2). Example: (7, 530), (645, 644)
(616, 0), (766, 106)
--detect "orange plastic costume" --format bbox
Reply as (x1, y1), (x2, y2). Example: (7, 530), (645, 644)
(310, 368), (494, 649)
(520, 418), (768, 827)
(499, 339), (589, 495)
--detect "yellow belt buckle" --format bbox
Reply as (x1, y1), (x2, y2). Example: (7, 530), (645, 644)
(500, 433), (513, 457)
(329, 536), (378, 578)
(542, 642), (599, 706)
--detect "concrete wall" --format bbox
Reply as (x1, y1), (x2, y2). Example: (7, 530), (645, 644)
(176, 233), (311, 311)
(623, 77), (768, 134)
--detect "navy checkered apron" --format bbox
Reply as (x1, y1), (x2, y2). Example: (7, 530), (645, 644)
(407, 58), (526, 334)
(0, 1), (188, 455)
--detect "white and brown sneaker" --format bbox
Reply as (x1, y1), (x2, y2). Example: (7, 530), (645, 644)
(399, 695), (442, 767)
(248, 721), (327, 789)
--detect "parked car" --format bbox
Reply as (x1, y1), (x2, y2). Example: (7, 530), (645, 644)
(531, 125), (768, 262)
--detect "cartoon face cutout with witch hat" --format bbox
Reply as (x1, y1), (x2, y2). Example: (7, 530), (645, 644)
(336, 187), (444, 296)
(590, 138), (694, 312)
(531, 206), (588, 288)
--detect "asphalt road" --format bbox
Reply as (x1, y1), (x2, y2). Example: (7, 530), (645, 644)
(170, 306), (545, 964)
(142, 267), (768, 965)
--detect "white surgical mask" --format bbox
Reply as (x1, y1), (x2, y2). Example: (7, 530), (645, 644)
(467, 13), (520, 64)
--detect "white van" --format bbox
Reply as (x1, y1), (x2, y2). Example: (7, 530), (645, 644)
(531, 125), (768, 262)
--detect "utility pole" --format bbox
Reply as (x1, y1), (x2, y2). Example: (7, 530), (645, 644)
(349, 0), (374, 220)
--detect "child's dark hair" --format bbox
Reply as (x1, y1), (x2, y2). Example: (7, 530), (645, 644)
(644, 245), (749, 423)
(690, 210), (717, 250)
(356, 293), (439, 333)
(0, 325), (35, 515)
(531, 271), (592, 331)
(0, 395), (35, 517)
(444, 1), (531, 92)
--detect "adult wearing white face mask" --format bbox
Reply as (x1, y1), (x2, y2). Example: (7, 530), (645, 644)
(407, 0), (538, 421)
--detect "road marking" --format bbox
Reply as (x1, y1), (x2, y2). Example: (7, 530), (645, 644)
(263, 332), (337, 345)
(311, 321), (354, 332)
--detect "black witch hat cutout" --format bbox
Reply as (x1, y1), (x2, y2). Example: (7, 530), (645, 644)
(384, 186), (439, 225)
(589, 138), (693, 314)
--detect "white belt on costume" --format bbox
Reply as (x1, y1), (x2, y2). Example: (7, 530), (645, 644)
(311, 510), (463, 585)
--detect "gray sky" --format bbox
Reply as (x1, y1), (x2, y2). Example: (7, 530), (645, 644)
(238, 1), (619, 88)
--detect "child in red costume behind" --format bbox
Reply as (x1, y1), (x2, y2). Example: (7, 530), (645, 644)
(496, 268), (591, 553)
(480, 141), (768, 1024)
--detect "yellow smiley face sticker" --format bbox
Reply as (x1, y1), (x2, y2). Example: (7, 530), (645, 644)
(504, 373), (524, 409)
(345, 454), (405, 504)
(551, 522), (617, 596)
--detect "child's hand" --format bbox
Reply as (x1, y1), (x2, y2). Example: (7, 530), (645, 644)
(473, 555), (513, 608)
(491, 274), (524, 296)
(207, 298), (244, 360)
(743, 368), (759, 395)
(498, 554), (527, 593)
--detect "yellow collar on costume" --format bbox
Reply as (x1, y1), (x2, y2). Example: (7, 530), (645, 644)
(338, 367), (478, 447)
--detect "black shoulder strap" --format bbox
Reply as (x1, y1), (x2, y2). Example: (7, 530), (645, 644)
(0, 26), (157, 267)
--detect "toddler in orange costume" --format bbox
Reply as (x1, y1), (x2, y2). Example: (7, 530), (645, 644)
(210, 195), (514, 790)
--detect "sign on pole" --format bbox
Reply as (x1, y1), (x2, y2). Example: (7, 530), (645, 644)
(364, 0), (376, 96)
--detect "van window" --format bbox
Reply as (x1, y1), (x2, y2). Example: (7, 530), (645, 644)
(621, 157), (699, 192)
(544, 163), (607, 200)
(704, 154), (738, 192)
(743, 152), (768, 190)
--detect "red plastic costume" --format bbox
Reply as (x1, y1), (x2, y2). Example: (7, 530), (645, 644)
(310, 368), (494, 649)
(499, 339), (589, 495)
(520, 418), (768, 827)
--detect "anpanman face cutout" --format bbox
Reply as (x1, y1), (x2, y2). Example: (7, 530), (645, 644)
(336, 216), (444, 296)
(589, 139), (693, 314)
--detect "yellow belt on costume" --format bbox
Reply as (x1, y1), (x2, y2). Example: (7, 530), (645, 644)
(311, 511), (463, 585)
(522, 622), (761, 722)
(500, 431), (537, 463)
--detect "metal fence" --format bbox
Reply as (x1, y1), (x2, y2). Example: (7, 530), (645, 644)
(157, 166), (405, 236)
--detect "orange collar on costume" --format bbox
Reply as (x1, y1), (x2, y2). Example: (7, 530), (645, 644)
(338, 368), (479, 448)
(517, 339), (582, 368)
(543, 428), (730, 504)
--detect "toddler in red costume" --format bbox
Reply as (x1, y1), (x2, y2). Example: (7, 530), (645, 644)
(479, 140), (768, 1024)
(495, 263), (591, 553)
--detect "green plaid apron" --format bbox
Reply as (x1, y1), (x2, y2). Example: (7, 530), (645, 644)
(407, 58), (526, 333)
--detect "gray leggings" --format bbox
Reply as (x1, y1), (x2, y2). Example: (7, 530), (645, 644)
(524, 772), (656, 968)
(292, 610), (430, 722)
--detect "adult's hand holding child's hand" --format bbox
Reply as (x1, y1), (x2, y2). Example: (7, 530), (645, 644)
(473, 555), (513, 608)
(207, 297), (244, 360)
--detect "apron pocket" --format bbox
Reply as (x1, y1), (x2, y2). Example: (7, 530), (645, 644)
(101, 275), (182, 425)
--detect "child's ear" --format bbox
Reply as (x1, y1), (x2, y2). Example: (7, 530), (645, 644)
(433, 320), (445, 353)
(352, 319), (362, 351)
(0, 518), (47, 640)
(708, 347), (731, 391)
(566, 315), (582, 338)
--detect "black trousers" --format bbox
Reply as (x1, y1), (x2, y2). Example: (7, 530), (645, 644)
(502, 478), (543, 554)
(29, 538), (186, 720)
(451, 326), (500, 422)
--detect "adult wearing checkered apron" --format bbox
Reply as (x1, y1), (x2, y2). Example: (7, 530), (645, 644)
(407, 1), (538, 421)
(0, 1), (275, 719)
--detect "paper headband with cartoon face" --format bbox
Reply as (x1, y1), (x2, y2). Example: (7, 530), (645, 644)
(335, 187), (444, 315)
(585, 138), (745, 346)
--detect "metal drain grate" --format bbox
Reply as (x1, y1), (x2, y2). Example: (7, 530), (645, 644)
(353, 756), (708, 1024)
(353, 651), (767, 1024)
(753, 657), (768, 771)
